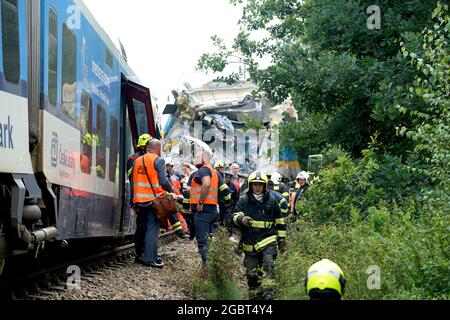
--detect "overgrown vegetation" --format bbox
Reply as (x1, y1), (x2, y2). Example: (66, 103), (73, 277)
(192, 228), (245, 300)
(198, 1), (449, 300)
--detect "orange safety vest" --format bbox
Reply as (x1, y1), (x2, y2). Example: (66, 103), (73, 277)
(189, 164), (219, 205)
(132, 153), (167, 205)
(170, 176), (181, 195)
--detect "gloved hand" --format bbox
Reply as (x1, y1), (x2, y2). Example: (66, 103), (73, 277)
(241, 216), (253, 227)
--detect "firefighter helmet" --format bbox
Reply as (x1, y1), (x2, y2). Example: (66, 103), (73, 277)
(248, 171), (269, 189)
(296, 171), (309, 181)
(214, 160), (225, 169)
(137, 134), (152, 148)
(305, 259), (346, 300)
(82, 133), (99, 147)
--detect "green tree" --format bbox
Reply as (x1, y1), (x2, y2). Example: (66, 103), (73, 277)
(198, 0), (439, 159)
(399, 1), (449, 189)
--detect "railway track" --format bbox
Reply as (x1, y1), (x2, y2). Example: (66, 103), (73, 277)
(0, 231), (178, 300)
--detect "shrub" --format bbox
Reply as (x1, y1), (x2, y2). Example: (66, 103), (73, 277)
(192, 228), (245, 300)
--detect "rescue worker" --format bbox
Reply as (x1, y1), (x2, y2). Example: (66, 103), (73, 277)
(269, 172), (290, 201)
(126, 133), (152, 262)
(130, 139), (174, 268)
(127, 133), (152, 180)
(164, 158), (188, 239)
(268, 189), (289, 249)
(189, 149), (221, 265)
(233, 171), (287, 297)
(291, 171), (309, 218)
(305, 259), (346, 300)
(223, 171), (240, 242)
(81, 133), (103, 176)
(215, 160), (234, 239)
(181, 163), (197, 240)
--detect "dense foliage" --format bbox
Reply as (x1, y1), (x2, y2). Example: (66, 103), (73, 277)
(198, 1), (449, 299)
(192, 228), (245, 300)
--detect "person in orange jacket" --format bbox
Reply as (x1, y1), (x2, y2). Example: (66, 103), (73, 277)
(162, 158), (188, 239)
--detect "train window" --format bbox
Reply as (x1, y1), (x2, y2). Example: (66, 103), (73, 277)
(1, 0), (20, 84)
(105, 48), (113, 69)
(109, 116), (118, 183)
(80, 90), (93, 175)
(48, 7), (58, 106)
(133, 99), (150, 138)
(96, 104), (107, 179)
(61, 23), (77, 121)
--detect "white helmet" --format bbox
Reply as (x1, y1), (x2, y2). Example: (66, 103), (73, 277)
(164, 157), (175, 166)
(271, 172), (282, 184)
(296, 171), (309, 181)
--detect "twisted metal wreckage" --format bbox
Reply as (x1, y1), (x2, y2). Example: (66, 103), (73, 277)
(161, 81), (300, 179)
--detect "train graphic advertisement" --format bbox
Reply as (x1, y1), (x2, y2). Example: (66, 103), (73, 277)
(0, 0), (161, 273)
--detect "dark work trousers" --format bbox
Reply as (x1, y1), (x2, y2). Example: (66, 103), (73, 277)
(219, 205), (233, 238)
(134, 210), (145, 258)
(182, 213), (195, 239)
(139, 206), (161, 264)
(192, 204), (220, 265)
(243, 244), (278, 289)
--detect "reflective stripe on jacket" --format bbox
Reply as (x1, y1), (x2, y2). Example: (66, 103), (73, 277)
(233, 192), (284, 253)
(189, 164), (219, 205)
(132, 153), (166, 204)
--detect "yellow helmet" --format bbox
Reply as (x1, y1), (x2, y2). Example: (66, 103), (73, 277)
(82, 133), (99, 147)
(248, 171), (269, 189)
(82, 133), (92, 146)
(214, 160), (225, 169)
(305, 259), (346, 299)
(137, 134), (152, 148)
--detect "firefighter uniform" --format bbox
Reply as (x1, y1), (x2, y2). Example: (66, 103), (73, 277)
(233, 171), (287, 293)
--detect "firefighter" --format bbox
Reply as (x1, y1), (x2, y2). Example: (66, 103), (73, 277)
(163, 158), (188, 239)
(215, 160), (234, 239)
(130, 139), (174, 268)
(181, 163), (197, 240)
(291, 171), (309, 218)
(126, 133), (152, 262)
(189, 149), (222, 265)
(305, 259), (346, 300)
(269, 172), (290, 201)
(127, 134), (152, 180)
(82, 133), (103, 176)
(233, 171), (287, 298)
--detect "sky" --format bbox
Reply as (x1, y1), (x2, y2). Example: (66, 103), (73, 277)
(83, 0), (243, 116)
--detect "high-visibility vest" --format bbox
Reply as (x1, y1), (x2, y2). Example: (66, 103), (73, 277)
(170, 176), (181, 195)
(189, 164), (219, 205)
(132, 153), (166, 204)
(81, 154), (91, 174)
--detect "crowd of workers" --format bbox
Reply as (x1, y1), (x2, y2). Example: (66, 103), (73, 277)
(128, 134), (346, 300)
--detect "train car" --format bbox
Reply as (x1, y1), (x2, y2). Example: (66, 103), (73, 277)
(0, 0), (161, 275)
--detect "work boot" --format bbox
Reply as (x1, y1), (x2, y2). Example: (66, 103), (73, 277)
(177, 230), (188, 239)
(141, 260), (164, 269)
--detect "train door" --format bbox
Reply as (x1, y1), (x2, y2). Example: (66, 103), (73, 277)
(118, 78), (157, 233)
